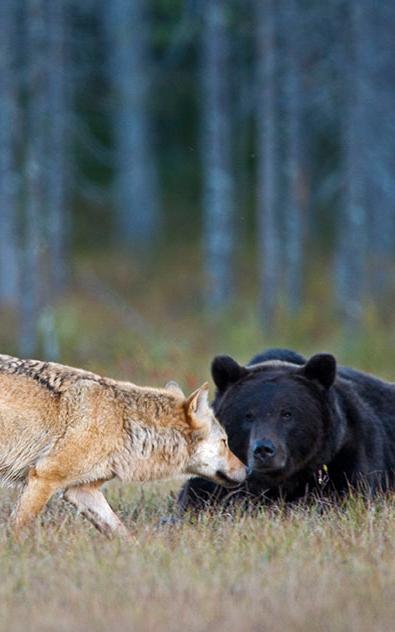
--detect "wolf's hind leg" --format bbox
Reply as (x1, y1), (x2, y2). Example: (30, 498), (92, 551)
(12, 470), (61, 532)
(64, 483), (131, 540)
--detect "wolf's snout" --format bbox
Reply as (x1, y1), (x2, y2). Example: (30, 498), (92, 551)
(216, 459), (247, 487)
(231, 464), (248, 484)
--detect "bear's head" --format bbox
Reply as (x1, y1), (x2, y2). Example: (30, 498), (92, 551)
(211, 353), (337, 485)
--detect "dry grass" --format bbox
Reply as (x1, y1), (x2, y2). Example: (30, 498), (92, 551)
(1, 483), (395, 632)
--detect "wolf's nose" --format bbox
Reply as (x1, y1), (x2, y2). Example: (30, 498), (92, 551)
(235, 464), (248, 484)
(253, 439), (276, 458)
(236, 465), (248, 483)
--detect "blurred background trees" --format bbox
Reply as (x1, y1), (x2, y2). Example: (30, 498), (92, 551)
(107, 0), (161, 246)
(0, 0), (395, 365)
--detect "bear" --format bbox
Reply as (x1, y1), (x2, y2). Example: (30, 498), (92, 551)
(178, 348), (395, 510)
(248, 348), (306, 367)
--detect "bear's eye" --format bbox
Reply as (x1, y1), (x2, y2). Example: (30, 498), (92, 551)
(280, 410), (292, 420)
(244, 411), (254, 422)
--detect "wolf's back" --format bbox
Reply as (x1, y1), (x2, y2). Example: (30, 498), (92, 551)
(0, 354), (103, 394)
(0, 358), (65, 485)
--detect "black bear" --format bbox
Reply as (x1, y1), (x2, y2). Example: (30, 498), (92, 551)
(179, 348), (395, 510)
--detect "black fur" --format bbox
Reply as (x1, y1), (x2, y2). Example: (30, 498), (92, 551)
(248, 348), (306, 366)
(179, 348), (395, 510)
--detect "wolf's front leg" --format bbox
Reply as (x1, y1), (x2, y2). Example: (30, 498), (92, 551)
(64, 482), (133, 540)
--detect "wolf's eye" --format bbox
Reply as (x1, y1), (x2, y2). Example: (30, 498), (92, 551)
(280, 410), (292, 420)
(221, 438), (228, 448)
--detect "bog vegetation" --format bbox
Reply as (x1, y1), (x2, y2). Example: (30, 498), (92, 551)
(1, 262), (395, 631)
(1, 467), (395, 632)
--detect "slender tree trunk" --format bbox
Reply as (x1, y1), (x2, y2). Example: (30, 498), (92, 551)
(233, 3), (253, 240)
(282, 0), (304, 312)
(256, 0), (280, 330)
(366, 1), (395, 299)
(20, 0), (47, 357)
(0, 1), (19, 306)
(47, 0), (69, 297)
(39, 0), (71, 360)
(201, 0), (235, 310)
(108, 0), (161, 246)
(336, 0), (369, 327)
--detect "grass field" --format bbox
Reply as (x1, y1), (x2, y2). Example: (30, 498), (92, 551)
(2, 250), (395, 631)
(1, 484), (395, 632)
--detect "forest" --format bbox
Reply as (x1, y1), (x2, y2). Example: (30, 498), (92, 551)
(1, 0), (395, 363)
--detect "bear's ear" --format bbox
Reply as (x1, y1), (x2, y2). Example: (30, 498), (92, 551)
(302, 354), (336, 389)
(211, 355), (248, 392)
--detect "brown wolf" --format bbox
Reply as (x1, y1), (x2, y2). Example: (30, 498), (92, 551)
(0, 354), (246, 538)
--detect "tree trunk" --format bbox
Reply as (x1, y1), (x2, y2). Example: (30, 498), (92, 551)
(335, 0), (369, 327)
(282, 0), (304, 313)
(366, 1), (395, 300)
(0, 1), (19, 306)
(256, 0), (280, 330)
(47, 0), (69, 297)
(201, 0), (235, 310)
(20, 0), (47, 357)
(108, 0), (161, 246)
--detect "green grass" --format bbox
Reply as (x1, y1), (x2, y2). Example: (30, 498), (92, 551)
(2, 249), (395, 631)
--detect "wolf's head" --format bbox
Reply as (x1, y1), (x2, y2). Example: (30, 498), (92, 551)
(166, 381), (247, 487)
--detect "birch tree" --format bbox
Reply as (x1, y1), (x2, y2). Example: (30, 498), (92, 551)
(335, 0), (369, 326)
(255, 0), (280, 329)
(107, 0), (161, 246)
(282, 0), (304, 312)
(20, 0), (47, 356)
(35, 0), (71, 360)
(366, 1), (395, 299)
(47, 0), (69, 296)
(0, 1), (19, 306)
(201, 0), (235, 310)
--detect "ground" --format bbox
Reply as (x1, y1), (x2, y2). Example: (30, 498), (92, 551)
(1, 249), (395, 631)
(1, 483), (395, 632)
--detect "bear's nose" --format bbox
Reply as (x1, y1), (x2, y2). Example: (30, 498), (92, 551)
(253, 439), (276, 458)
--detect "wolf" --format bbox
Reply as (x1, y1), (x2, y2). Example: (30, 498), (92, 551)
(0, 354), (246, 538)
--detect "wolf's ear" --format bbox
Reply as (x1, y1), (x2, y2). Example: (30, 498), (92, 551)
(165, 381), (185, 398)
(211, 355), (247, 391)
(302, 354), (336, 389)
(186, 382), (211, 432)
